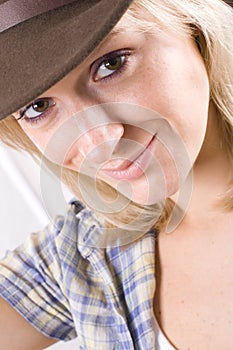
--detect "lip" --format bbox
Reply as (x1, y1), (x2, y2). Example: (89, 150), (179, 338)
(100, 135), (156, 180)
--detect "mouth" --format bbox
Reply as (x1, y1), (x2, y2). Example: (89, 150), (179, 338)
(100, 135), (156, 180)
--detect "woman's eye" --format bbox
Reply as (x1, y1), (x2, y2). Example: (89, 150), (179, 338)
(93, 51), (130, 81)
(18, 97), (55, 121)
(96, 56), (126, 79)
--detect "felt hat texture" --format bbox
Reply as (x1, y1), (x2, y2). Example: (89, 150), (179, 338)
(0, 0), (133, 119)
(0, 0), (232, 120)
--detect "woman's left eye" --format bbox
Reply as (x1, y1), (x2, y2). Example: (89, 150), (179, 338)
(92, 50), (130, 81)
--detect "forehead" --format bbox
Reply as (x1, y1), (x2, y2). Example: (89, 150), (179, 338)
(104, 8), (146, 38)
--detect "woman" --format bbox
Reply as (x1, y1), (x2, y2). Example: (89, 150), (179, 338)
(0, 0), (232, 349)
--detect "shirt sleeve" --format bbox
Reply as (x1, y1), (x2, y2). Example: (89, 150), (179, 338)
(0, 211), (78, 341)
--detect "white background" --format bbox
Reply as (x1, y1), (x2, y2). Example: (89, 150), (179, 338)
(0, 144), (76, 349)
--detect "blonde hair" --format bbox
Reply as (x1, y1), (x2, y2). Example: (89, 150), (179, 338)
(0, 0), (233, 234)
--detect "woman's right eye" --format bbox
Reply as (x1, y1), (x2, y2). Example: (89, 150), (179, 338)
(17, 97), (55, 123)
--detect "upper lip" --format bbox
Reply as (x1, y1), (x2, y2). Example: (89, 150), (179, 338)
(101, 135), (155, 172)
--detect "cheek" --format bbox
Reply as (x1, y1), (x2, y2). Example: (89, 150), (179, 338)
(24, 129), (66, 175)
(136, 51), (210, 166)
(21, 127), (53, 157)
(170, 65), (210, 164)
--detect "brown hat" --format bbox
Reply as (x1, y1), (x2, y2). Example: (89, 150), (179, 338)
(0, 0), (133, 120)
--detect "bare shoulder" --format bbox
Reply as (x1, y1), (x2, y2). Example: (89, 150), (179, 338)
(0, 296), (57, 350)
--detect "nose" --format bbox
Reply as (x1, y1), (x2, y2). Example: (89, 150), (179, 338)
(68, 122), (124, 169)
(79, 123), (124, 156)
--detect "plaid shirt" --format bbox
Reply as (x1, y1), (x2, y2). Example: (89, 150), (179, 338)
(0, 201), (174, 349)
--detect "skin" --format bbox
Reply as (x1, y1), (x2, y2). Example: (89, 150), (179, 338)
(14, 16), (209, 206)
(10, 10), (233, 350)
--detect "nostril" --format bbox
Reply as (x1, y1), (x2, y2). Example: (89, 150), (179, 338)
(109, 123), (124, 139)
(64, 123), (125, 169)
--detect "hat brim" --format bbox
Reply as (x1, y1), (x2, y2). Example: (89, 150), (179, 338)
(0, 0), (133, 119)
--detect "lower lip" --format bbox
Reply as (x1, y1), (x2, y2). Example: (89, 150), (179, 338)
(101, 135), (156, 180)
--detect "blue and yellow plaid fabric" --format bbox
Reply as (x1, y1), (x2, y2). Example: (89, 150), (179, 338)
(0, 201), (174, 349)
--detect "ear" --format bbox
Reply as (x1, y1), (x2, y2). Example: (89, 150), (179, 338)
(195, 35), (203, 54)
(193, 29), (207, 61)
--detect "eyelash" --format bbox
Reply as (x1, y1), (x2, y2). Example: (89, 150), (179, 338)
(17, 49), (131, 125)
(17, 98), (55, 126)
(92, 49), (131, 82)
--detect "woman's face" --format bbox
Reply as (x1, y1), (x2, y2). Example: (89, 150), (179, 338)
(14, 11), (210, 206)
